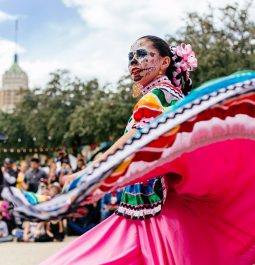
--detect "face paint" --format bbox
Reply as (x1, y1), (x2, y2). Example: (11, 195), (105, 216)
(128, 49), (149, 63)
(128, 39), (162, 86)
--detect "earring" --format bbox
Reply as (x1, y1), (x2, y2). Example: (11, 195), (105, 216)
(132, 83), (142, 98)
(157, 70), (163, 78)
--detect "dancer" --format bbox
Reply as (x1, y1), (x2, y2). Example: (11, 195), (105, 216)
(41, 35), (198, 264)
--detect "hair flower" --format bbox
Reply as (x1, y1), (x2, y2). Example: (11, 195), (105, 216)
(176, 43), (198, 71)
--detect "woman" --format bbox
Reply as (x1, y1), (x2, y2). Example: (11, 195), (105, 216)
(41, 35), (200, 264)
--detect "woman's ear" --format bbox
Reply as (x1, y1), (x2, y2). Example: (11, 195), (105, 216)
(161, 56), (171, 71)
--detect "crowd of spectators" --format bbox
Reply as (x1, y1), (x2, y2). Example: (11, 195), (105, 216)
(0, 148), (122, 243)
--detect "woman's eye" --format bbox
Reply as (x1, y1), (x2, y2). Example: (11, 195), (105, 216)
(136, 49), (148, 58)
(128, 52), (134, 61)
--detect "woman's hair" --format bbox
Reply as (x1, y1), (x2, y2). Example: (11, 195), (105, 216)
(139, 35), (195, 95)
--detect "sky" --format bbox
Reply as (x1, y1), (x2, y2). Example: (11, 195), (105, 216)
(0, 0), (253, 88)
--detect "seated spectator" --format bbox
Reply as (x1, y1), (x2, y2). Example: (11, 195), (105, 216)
(25, 158), (48, 193)
(37, 179), (49, 195)
(12, 221), (45, 242)
(101, 190), (122, 221)
(16, 162), (29, 190)
(48, 182), (61, 197)
(48, 162), (58, 184)
(45, 219), (65, 242)
(44, 183), (65, 241)
(0, 211), (12, 242)
(74, 158), (85, 173)
(67, 202), (101, 236)
(58, 163), (72, 187)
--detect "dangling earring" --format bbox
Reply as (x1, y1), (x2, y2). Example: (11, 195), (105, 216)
(157, 70), (163, 78)
(132, 83), (142, 98)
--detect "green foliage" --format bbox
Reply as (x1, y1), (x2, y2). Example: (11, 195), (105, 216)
(166, 2), (255, 86)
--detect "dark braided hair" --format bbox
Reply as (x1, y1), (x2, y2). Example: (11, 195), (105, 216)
(138, 35), (196, 95)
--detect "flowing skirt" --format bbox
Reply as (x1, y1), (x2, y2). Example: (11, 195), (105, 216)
(41, 139), (255, 265)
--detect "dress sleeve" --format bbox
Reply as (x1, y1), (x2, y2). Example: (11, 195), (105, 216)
(132, 87), (182, 129)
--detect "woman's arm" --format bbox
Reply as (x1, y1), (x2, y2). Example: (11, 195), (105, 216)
(63, 128), (137, 189)
(93, 128), (137, 165)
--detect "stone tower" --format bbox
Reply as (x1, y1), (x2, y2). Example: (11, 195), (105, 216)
(0, 54), (29, 113)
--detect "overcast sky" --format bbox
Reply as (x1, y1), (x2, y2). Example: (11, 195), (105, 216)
(0, 0), (253, 88)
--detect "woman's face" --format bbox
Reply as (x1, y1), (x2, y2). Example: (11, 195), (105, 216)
(128, 38), (162, 86)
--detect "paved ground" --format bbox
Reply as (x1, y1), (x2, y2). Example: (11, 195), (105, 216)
(0, 236), (77, 265)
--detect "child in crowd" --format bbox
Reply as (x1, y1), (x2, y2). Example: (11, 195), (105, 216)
(58, 163), (72, 187)
(45, 182), (65, 241)
(48, 182), (61, 197)
(12, 221), (45, 242)
(45, 219), (65, 242)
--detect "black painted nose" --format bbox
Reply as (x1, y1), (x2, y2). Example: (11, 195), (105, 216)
(130, 58), (138, 65)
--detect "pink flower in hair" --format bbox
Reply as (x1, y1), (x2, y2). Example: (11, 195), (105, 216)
(176, 43), (198, 71)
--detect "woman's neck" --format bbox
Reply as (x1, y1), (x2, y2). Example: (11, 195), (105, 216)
(141, 75), (170, 95)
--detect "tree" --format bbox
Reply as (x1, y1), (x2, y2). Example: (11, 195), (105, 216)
(166, 2), (255, 86)
(65, 74), (135, 144)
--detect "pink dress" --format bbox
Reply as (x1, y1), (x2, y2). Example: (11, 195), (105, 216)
(38, 72), (255, 265)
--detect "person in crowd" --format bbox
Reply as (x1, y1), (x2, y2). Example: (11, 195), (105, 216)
(12, 221), (45, 242)
(45, 219), (65, 242)
(48, 182), (61, 197)
(0, 167), (3, 200)
(25, 158), (48, 193)
(58, 163), (73, 187)
(37, 179), (49, 195)
(16, 162), (29, 190)
(57, 148), (70, 165)
(101, 190), (122, 221)
(48, 162), (58, 184)
(74, 158), (85, 173)
(76, 153), (85, 161)
(2, 158), (18, 187)
(44, 184), (65, 241)
(67, 202), (101, 236)
(0, 211), (12, 242)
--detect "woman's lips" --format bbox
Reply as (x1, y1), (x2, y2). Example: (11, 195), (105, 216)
(131, 68), (142, 75)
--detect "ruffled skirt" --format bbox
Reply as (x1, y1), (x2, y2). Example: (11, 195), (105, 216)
(41, 139), (255, 265)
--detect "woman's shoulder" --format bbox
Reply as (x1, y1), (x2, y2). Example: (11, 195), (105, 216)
(150, 83), (184, 102)
(136, 83), (183, 111)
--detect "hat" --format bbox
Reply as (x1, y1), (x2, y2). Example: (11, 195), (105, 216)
(4, 158), (13, 165)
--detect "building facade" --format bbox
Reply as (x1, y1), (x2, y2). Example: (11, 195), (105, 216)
(0, 54), (29, 113)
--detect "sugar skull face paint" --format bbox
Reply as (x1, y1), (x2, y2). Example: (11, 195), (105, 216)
(128, 39), (162, 86)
